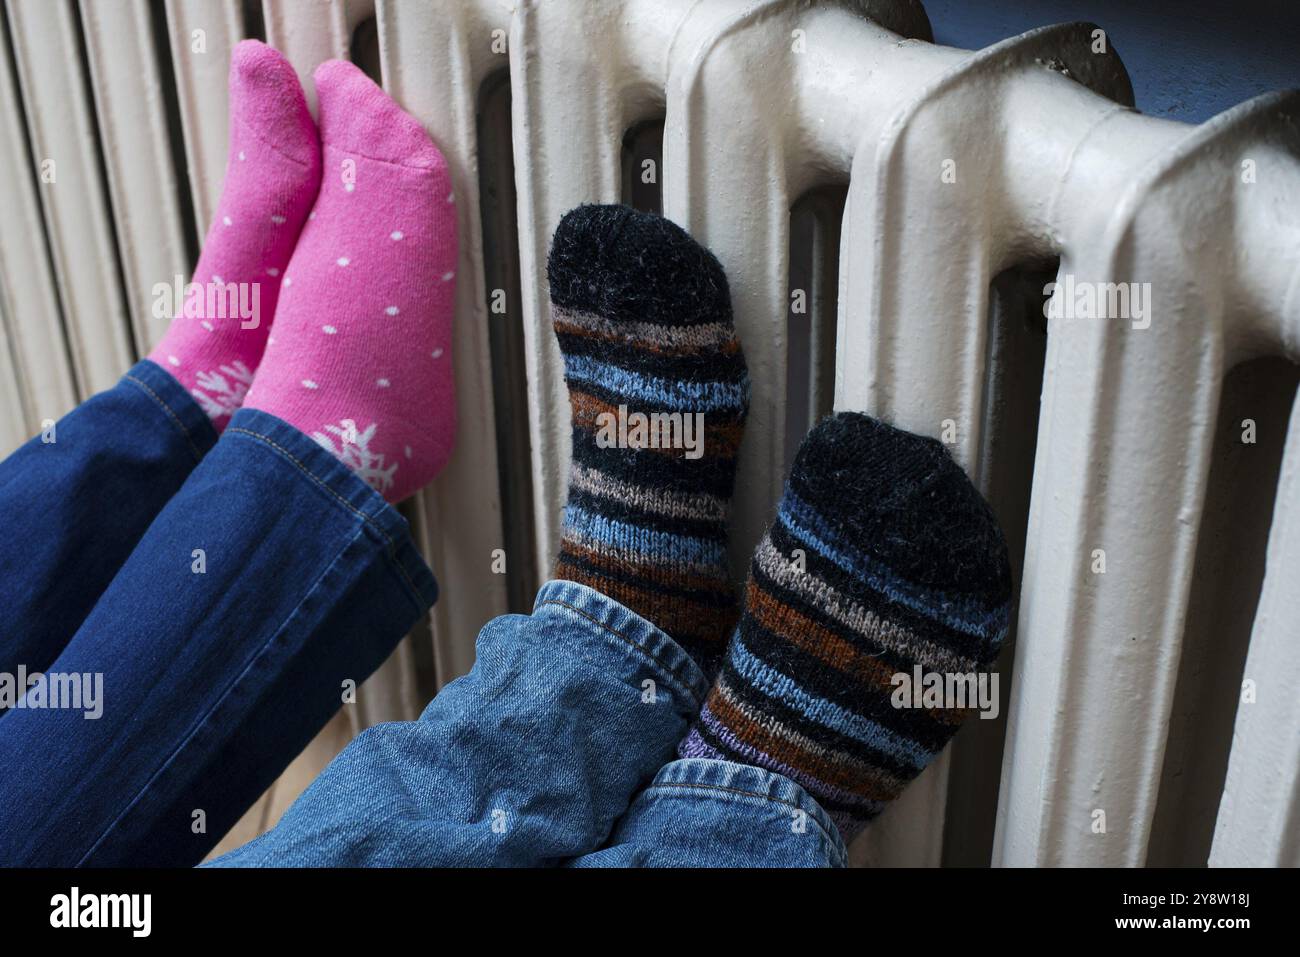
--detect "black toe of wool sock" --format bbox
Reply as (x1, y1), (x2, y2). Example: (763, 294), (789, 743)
(547, 204), (733, 325)
(680, 411), (1013, 842)
(547, 204), (750, 672)
(788, 412), (1011, 602)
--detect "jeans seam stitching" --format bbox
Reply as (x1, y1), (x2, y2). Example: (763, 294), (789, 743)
(224, 426), (425, 603)
(73, 525), (370, 866)
(123, 373), (205, 463)
(649, 781), (842, 852)
(538, 597), (702, 706)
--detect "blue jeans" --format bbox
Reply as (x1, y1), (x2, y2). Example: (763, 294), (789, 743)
(0, 361), (436, 866)
(209, 580), (847, 868)
(1, 362), (844, 868)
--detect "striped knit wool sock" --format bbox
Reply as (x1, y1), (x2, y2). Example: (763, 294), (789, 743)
(547, 204), (750, 670)
(679, 412), (1013, 841)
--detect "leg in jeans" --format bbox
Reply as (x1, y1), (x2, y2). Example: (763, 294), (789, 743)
(0, 361), (215, 679)
(570, 759), (848, 867)
(0, 47), (457, 867)
(0, 407), (435, 866)
(0, 39), (320, 681)
(207, 580), (707, 867)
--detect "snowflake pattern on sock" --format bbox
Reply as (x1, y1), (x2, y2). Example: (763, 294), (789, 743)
(310, 419), (398, 495)
(190, 361), (257, 421)
(242, 58), (457, 503)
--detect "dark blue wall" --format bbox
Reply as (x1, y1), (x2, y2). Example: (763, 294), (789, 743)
(923, 0), (1300, 123)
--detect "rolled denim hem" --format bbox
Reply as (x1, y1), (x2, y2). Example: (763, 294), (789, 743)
(533, 579), (710, 711)
(647, 758), (850, 866)
(203, 580), (710, 867)
(223, 407), (438, 611)
(127, 359), (220, 463)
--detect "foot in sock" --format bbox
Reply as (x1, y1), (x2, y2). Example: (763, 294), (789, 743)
(679, 412), (1013, 842)
(149, 40), (320, 429)
(547, 204), (750, 671)
(243, 59), (458, 503)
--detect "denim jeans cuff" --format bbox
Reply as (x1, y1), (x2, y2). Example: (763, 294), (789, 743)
(223, 407), (438, 611)
(127, 359), (220, 464)
(533, 580), (710, 710)
(649, 758), (850, 866)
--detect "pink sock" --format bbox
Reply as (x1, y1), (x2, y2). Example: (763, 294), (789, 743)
(243, 59), (457, 503)
(148, 40), (320, 430)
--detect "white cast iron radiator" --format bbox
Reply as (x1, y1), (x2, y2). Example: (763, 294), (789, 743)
(1, 0), (1297, 868)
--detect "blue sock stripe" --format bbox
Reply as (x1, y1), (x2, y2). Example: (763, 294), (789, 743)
(562, 354), (748, 413)
(729, 639), (935, 770)
(563, 505), (728, 566)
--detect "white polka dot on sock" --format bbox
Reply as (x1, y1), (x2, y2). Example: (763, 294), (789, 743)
(238, 150), (246, 161)
(322, 325), (337, 334)
(390, 231), (403, 240)
(377, 378), (390, 388)
(404, 445), (412, 459)
(431, 348), (444, 359)
(201, 321), (214, 331)
(267, 267), (280, 277)
(270, 215), (286, 225)
(345, 182), (355, 193)
(212, 274), (223, 284)
(337, 257), (350, 267)
(308, 211), (316, 220)
(283, 276), (292, 287)
(269, 336), (276, 346)
(447, 191), (455, 203)
(222, 216), (232, 226)
(441, 271), (454, 281)
(385, 306), (399, 316)
(302, 379), (318, 389)
(167, 355), (179, 366)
